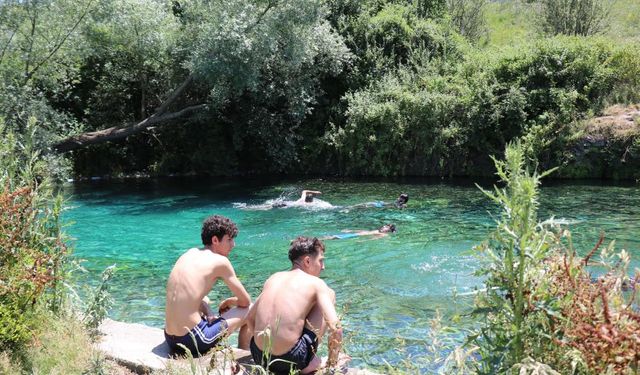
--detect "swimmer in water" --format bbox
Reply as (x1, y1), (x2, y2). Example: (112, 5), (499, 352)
(298, 190), (322, 204)
(321, 224), (397, 240)
(235, 189), (332, 210)
(351, 193), (409, 210)
(272, 190), (328, 208)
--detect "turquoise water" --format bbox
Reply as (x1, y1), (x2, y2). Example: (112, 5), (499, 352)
(63, 178), (640, 371)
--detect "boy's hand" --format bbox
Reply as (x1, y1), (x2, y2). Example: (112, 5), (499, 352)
(218, 297), (237, 314)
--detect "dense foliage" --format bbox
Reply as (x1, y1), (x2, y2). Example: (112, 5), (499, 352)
(332, 38), (640, 176)
(0, 0), (639, 178)
(0, 119), (69, 349)
(0, 118), (114, 372)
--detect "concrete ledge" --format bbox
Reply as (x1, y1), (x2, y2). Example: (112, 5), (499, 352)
(97, 319), (378, 374)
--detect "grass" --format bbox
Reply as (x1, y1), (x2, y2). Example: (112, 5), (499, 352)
(484, 0), (640, 47)
(483, 0), (540, 47)
(607, 0), (640, 43)
(0, 311), (106, 374)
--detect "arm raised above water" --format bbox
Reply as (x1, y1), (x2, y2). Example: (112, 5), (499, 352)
(300, 190), (322, 200)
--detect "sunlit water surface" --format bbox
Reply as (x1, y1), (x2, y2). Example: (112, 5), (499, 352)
(63, 178), (640, 372)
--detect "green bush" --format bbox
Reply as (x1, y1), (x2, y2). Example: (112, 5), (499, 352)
(328, 37), (640, 176)
(606, 44), (640, 104)
(326, 68), (460, 176)
(0, 116), (116, 373)
(539, 0), (612, 36)
(0, 303), (31, 349)
(0, 118), (70, 350)
(468, 141), (640, 373)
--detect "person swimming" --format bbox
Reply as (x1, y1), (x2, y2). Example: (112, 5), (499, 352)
(349, 193), (409, 210)
(322, 224), (397, 240)
(234, 189), (334, 210)
(297, 190), (322, 204)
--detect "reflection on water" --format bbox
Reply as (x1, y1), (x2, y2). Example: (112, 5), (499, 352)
(63, 177), (640, 371)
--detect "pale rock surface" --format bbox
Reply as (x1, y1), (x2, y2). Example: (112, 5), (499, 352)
(97, 319), (378, 374)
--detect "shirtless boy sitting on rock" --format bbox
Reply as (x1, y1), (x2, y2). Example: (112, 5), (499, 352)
(246, 236), (346, 374)
(164, 215), (251, 357)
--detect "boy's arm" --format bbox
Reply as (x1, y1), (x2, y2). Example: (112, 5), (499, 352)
(316, 285), (342, 369)
(199, 296), (217, 322)
(219, 258), (251, 311)
(245, 294), (261, 333)
(300, 190), (322, 200)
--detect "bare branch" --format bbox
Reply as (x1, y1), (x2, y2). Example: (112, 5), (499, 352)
(24, 0), (97, 84)
(244, 0), (277, 34)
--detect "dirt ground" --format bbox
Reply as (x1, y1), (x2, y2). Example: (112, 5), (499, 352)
(105, 359), (138, 375)
(583, 104), (640, 140)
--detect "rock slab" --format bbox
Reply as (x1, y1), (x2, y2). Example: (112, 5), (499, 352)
(97, 319), (378, 374)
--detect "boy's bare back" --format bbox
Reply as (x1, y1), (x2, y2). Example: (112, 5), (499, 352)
(165, 249), (232, 335)
(252, 269), (334, 354)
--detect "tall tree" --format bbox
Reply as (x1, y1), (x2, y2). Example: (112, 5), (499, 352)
(53, 0), (351, 156)
(0, 0), (95, 153)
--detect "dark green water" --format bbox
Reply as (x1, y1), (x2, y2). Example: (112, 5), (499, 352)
(63, 177), (640, 371)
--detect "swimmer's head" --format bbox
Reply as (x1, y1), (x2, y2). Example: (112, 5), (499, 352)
(395, 193), (409, 207)
(378, 224), (396, 233)
(304, 193), (314, 203)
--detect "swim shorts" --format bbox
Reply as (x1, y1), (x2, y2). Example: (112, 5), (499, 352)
(333, 232), (359, 240)
(164, 317), (228, 357)
(250, 327), (318, 375)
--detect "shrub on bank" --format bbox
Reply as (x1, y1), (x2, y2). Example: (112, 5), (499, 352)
(469, 141), (640, 374)
(0, 118), (112, 373)
(329, 37), (640, 176)
(0, 118), (70, 351)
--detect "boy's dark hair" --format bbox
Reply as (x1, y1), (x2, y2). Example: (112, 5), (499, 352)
(201, 215), (238, 245)
(304, 193), (314, 203)
(288, 236), (325, 262)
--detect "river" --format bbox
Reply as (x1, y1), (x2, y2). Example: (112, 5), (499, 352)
(63, 177), (640, 372)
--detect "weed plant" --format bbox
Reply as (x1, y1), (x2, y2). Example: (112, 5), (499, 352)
(469, 141), (640, 374)
(0, 117), (71, 349)
(378, 309), (477, 374)
(82, 265), (116, 337)
(160, 322), (347, 375)
(0, 117), (114, 373)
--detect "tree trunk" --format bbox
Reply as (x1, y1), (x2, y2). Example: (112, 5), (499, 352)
(52, 74), (204, 153)
(52, 104), (207, 153)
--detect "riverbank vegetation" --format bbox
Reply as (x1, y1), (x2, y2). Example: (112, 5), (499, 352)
(469, 142), (639, 373)
(373, 142), (640, 374)
(0, 121), (114, 373)
(1, 0), (639, 179)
